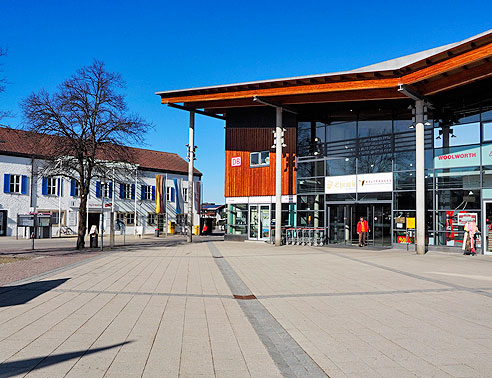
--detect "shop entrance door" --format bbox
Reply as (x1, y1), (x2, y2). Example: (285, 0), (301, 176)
(248, 204), (270, 241)
(326, 203), (392, 247)
(0, 210), (7, 236)
(88, 213), (100, 234)
(484, 201), (492, 255)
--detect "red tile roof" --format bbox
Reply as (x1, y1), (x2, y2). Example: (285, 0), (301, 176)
(0, 127), (201, 176)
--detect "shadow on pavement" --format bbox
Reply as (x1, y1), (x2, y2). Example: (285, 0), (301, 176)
(0, 341), (131, 378)
(0, 278), (69, 307)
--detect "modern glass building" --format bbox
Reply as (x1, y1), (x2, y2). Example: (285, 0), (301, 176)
(157, 29), (492, 253)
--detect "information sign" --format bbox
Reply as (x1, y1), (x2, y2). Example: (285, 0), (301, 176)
(17, 215), (34, 227)
(231, 157), (242, 167)
(457, 213), (478, 226)
(406, 217), (416, 229)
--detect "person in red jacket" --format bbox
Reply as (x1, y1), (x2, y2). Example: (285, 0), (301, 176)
(357, 217), (370, 247)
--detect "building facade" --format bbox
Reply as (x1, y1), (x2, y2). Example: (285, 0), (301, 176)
(0, 127), (201, 237)
(157, 30), (492, 253)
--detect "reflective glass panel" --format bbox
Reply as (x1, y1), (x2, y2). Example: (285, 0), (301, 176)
(326, 158), (356, 176)
(326, 122), (356, 142)
(433, 122), (480, 148)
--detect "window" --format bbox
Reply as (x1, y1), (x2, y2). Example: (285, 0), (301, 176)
(3, 174), (28, 194)
(141, 185), (155, 200)
(326, 158), (356, 176)
(51, 211), (64, 225)
(166, 186), (174, 202)
(483, 121), (492, 141)
(250, 151), (270, 167)
(126, 212), (135, 225)
(10, 175), (21, 193)
(117, 212), (135, 225)
(326, 122), (356, 142)
(102, 184), (110, 198)
(183, 187), (188, 202)
(116, 212), (125, 224)
(147, 213), (156, 226)
(119, 183), (134, 199)
(70, 179), (80, 197)
(434, 122), (480, 148)
(44, 177), (57, 196)
(297, 161), (324, 178)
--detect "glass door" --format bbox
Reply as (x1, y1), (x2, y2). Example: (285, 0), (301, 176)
(327, 204), (350, 244)
(249, 205), (258, 239)
(259, 205), (270, 240)
(484, 202), (492, 254)
(249, 204), (270, 240)
(0, 211), (5, 236)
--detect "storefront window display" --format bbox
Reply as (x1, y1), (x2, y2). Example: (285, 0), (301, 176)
(227, 204), (248, 235)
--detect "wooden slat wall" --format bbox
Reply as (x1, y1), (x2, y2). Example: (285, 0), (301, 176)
(225, 127), (296, 198)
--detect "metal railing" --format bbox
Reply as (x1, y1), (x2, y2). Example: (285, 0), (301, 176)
(271, 227), (326, 246)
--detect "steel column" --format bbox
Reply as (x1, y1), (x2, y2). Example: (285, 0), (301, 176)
(275, 107), (282, 246)
(415, 100), (426, 255)
(188, 111), (195, 243)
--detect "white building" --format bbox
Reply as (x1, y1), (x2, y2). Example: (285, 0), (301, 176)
(0, 127), (202, 237)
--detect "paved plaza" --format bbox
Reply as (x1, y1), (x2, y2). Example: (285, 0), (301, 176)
(1, 241), (492, 377)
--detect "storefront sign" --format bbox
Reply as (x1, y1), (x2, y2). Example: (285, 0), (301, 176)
(357, 172), (393, 193)
(226, 197), (248, 204)
(457, 212), (478, 226)
(225, 195), (296, 204)
(231, 157), (242, 167)
(434, 145), (481, 169)
(325, 175), (357, 194)
(325, 172), (393, 194)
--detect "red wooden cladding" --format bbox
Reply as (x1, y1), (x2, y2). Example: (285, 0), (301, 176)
(225, 127), (296, 198)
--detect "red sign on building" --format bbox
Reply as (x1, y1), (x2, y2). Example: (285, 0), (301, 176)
(231, 157), (241, 167)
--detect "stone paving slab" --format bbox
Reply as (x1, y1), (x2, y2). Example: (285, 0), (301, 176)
(215, 243), (492, 378)
(2, 241), (492, 377)
(0, 241), (281, 378)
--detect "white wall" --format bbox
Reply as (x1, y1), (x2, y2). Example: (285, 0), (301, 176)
(0, 155), (201, 236)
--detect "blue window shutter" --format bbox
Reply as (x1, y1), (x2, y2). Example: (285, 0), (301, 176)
(70, 179), (75, 196)
(119, 183), (124, 199)
(57, 178), (63, 196)
(109, 182), (113, 198)
(42, 177), (48, 195)
(96, 181), (101, 198)
(152, 186), (155, 201)
(131, 184), (135, 200)
(3, 174), (10, 193)
(141, 185), (145, 200)
(21, 175), (28, 195)
(171, 187), (175, 202)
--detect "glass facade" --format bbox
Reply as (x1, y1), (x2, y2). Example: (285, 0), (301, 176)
(224, 79), (492, 250)
(297, 95), (492, 249)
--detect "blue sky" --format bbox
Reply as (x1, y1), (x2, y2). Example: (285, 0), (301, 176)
(0, 0), (491, 203)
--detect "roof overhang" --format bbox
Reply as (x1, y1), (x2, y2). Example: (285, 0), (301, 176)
(156, 30), (492, 113)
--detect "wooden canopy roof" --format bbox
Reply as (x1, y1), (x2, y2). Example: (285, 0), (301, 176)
(156, 30), (492, 113)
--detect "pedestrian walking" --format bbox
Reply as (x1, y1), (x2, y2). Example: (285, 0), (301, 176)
(357, 216), (370, 247)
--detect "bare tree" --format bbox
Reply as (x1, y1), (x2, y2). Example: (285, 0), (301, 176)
(21, 60), (151, 249)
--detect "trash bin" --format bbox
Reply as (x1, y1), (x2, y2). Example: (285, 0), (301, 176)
(168, 221), (175, 234)
(154, 228), (160, 237)
(90, 233), (98, 248)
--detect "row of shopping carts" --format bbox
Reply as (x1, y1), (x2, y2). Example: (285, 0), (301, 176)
(270, 227), (325, 246)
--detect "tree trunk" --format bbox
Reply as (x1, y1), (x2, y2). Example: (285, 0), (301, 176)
(77, 194), (88, 249)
